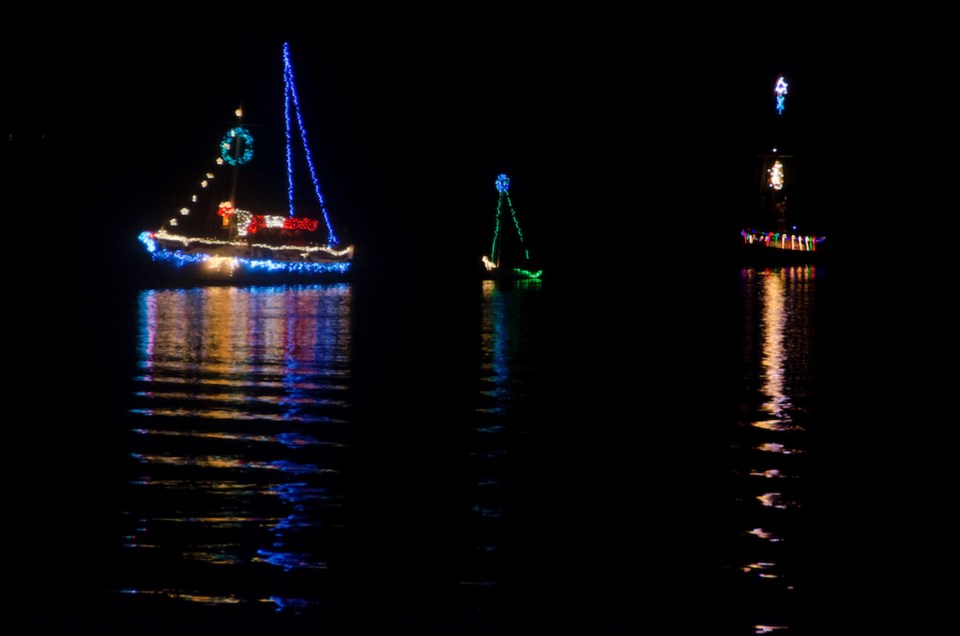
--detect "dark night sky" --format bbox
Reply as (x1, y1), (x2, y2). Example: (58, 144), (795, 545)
(3, 18), (946, 281)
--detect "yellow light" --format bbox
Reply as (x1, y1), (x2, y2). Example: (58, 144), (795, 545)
(206, 256), (240, 272)
(768, 160), (784, 190)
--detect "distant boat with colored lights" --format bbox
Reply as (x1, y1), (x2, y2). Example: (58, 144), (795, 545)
(739, 226), (827, 265)
(480, 173), (543, 281)
(740, 148), (826, 265)
(138, 42), (354, 283)
(738, 76), (827, 266)
(738, 152), (828, 265)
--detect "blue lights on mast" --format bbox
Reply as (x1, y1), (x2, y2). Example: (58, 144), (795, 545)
(283, 42), (338, 246)
(774, 76), (788, 115)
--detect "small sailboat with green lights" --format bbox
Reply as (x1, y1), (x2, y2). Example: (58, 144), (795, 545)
(138, 42), (354, 282)
(481, 173), (543, 281)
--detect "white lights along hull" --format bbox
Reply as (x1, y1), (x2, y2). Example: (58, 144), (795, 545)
(139, 231), (354, 282)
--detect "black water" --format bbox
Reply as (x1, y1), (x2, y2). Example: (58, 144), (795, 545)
(12, 251), (955, 635)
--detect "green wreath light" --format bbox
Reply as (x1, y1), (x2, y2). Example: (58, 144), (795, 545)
(220, 126), (254, 166)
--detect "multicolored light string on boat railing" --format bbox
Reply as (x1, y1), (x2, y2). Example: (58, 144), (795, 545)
(741, 229), (825, 252)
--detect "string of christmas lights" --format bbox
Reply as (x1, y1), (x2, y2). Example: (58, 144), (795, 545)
(741, 229), (825, 251)
(141, 43), (352, 278)
(283, 42), (338, 245)
(768, 160), (784, 191)
(140, 233), (352, 273)
(220, 126), (254, 165)
(484, 174), (542, 279)
(775, 76), (788, 115)
(142, 230), (353, 258)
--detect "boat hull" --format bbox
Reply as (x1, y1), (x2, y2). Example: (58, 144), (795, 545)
(737, 228), (828, 267)
(479, 262), (544, 282)
(138, 232), (354, 286)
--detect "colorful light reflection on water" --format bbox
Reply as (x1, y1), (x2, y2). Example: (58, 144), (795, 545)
(734, 265), (820, 632)
(461, 278), (543, 594)
(120, 285), (352, 614)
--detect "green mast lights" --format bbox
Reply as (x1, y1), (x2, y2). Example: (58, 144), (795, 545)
(484, 173), (541, 279)
(489, 174), (507, 261)
(489, 173), (530, 264)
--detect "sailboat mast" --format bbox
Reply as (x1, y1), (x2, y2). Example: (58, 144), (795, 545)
(490, 173), (510, 268)
(228, 107), (243, 212)
(491, 197), (502, 267)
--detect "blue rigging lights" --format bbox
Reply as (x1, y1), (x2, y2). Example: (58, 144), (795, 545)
(283, 42), (338, 246)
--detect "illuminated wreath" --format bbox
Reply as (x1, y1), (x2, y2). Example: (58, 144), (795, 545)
(220, 126), (254, 166)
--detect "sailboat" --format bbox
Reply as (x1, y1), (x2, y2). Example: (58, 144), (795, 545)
(481, 173), (543, 281)
(739, 75), (826, 265)
(138, 42), (354, 282)
(739, 149), (826, 264)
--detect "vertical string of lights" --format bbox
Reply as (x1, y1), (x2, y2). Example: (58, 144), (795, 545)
(768, 160), (784, 191)
(489, 173), (530, 266)
(774, 76), (788, 116)
(489, 176), (504, 265)
(283, 42), (339, 246)
(771, 77), (788, 217)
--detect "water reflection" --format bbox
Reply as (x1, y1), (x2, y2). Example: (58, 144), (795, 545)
(120, 285), (351, 614)
(735, 266), (819, 632)
(476, 278), (543, 414)
(461, 279), (542, 595)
